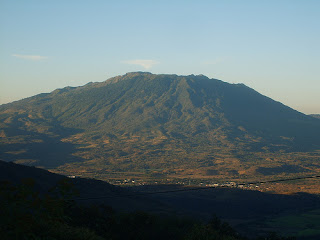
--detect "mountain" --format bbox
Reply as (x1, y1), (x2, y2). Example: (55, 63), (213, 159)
(311, 114), (320, 119)
(1, 72), (320, 180)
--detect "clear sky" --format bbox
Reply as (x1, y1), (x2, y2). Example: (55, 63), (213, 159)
(1, 0), (319, 114)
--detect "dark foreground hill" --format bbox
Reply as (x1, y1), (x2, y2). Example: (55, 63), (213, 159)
(0, 72), (320, 181)
(0, 160), (168, 213)
(1, 161), (319, 239)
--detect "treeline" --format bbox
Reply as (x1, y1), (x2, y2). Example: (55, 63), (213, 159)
(0, 179), (294, 240)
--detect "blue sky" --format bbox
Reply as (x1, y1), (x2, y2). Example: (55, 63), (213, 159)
(1, 0), (319, 114)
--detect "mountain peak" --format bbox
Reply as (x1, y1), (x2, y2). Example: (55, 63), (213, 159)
(1, 72), (320, 175)
(125, 71), (153, 76)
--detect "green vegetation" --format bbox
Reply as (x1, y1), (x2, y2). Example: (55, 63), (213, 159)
(0, 72), (319, 187)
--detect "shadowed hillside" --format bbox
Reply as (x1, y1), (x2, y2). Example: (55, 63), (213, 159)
(1, 161), (319, 239)
(0, 160), (175, 214)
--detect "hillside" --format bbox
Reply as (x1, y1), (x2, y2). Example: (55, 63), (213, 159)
(311, 114), (320, 119)
(0, 160), (169, 213)
(1, 160), (319, 240)
(0, 72), (320, 182)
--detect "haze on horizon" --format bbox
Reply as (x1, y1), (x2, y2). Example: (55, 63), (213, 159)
(0, 0), (319, 114)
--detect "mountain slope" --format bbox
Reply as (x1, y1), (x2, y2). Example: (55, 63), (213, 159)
(0, 160), (169, 212)
(311, 114), (320, 119)
(0, 72), (320, 178)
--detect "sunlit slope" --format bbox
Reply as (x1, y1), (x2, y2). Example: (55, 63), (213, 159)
(1, 72), (320, 170)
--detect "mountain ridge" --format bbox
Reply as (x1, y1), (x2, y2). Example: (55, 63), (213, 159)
(0, 72), (319, 180)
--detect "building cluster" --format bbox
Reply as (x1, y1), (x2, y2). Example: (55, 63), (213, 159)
(107, 178), (262, 190)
